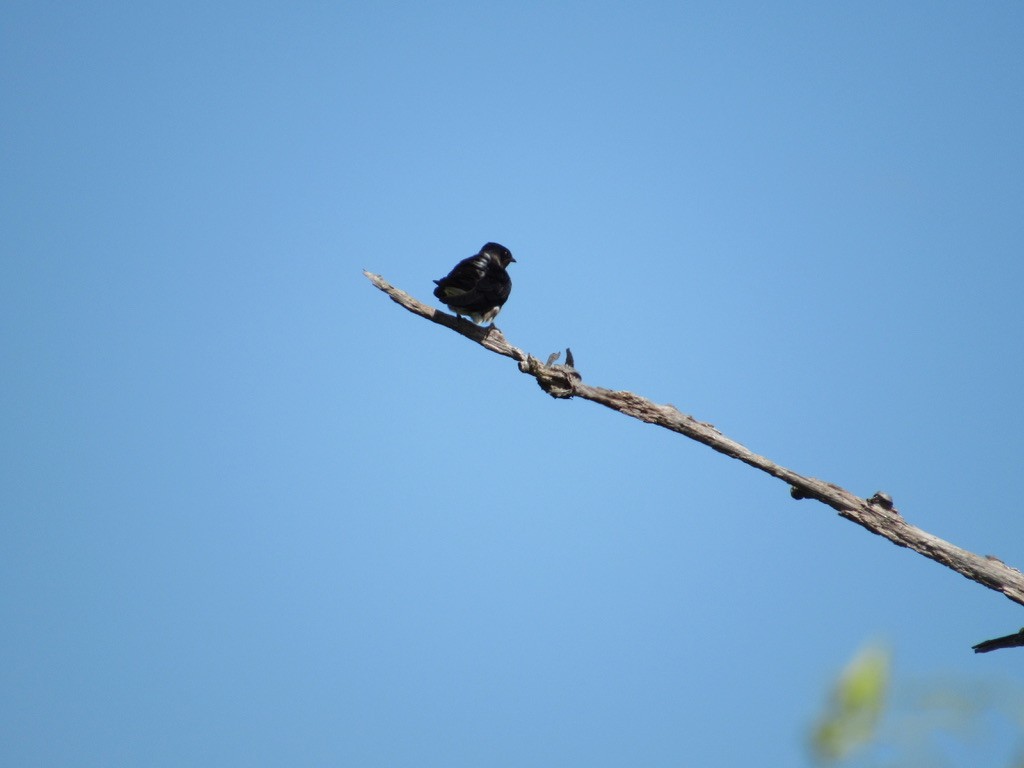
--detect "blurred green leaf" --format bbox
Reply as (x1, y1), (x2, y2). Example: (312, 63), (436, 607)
(811, 643), (890, 764)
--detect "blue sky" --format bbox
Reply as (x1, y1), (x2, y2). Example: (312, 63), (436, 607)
(3, 1), (1023, 765)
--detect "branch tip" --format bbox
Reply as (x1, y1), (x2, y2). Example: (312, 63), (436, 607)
(972, 627), (1024, 654)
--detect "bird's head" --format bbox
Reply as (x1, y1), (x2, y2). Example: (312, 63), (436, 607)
(481, 242), (515, 267)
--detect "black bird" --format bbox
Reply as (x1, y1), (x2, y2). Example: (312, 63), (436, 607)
(433, 242), (516, 324)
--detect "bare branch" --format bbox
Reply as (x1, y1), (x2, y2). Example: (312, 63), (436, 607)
(973, 627), (1024, 653)
(363, 271), (526, 361)
(365, 271), (1024, 646)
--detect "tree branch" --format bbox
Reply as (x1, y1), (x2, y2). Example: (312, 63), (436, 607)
(365, 270), (1024, 648)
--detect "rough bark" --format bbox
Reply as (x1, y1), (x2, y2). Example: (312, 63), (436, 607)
(364, 270), (1024, 649)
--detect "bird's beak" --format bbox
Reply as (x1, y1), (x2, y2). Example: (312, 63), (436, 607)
(509, 256), (517, 263)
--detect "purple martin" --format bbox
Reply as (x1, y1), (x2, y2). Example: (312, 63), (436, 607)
(433, 242), (516, 324)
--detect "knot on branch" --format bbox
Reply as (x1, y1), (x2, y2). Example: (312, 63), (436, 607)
(868, 491), (896, 512)
(520, 348), (582, 399)
(790, 485), (815, 501)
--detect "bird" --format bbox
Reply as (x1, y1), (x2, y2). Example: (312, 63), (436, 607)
(432, 242), (516, 325)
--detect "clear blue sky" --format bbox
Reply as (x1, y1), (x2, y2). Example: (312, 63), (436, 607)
(3, 2), (1023, 765)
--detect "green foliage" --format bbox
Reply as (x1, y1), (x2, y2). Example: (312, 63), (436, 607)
(809, 641), (1024, 766)
(811, 643), (890, 764)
